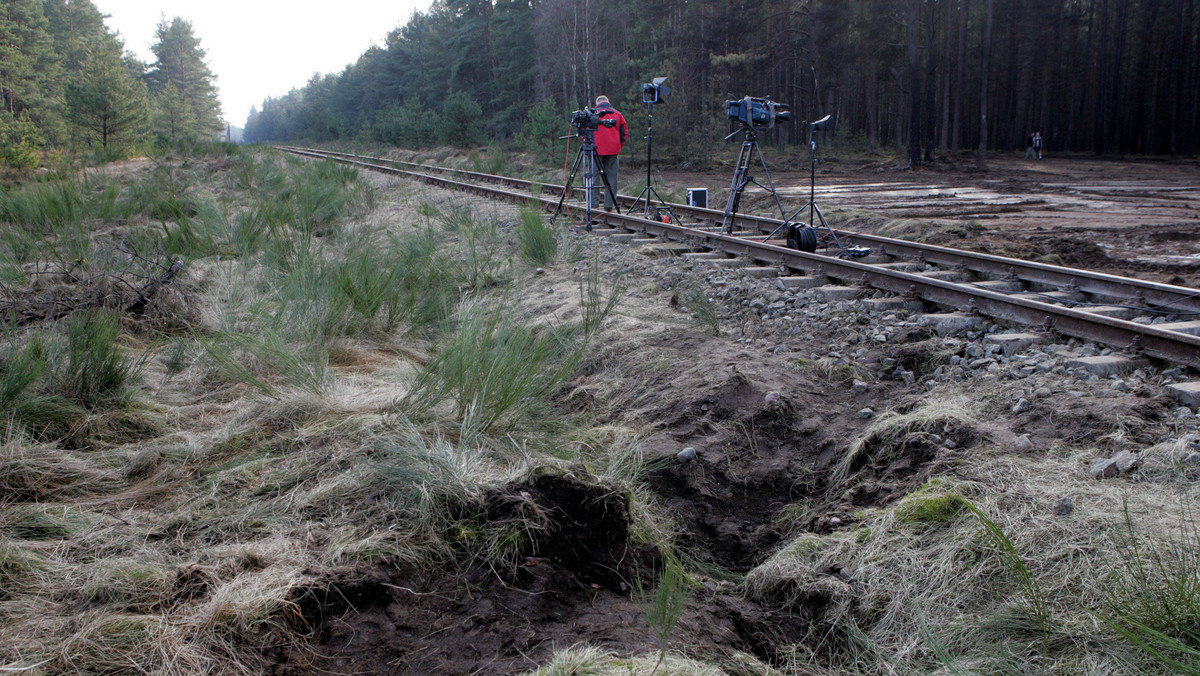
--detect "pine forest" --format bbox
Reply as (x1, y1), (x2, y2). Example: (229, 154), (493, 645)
(245, 0), (1200, 160)
(1, 0), (222, 168)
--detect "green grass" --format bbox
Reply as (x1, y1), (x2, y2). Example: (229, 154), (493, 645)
(404, 297), (581, 434)
(54, 311), (143, 410)
(517, 206), (558, 265)
(435, 203), (507, 290)
(196, 328), (328, 398)
(963, 500), (1051, 640)
(0, 179), (86, 232)
(333, 243), (407, 331)
(677, 285), (720, 336)
(637, 553), (694, 674)
(578, 258), (625, 341)
(331, 232), (459, 336)
(0, 319), (134, 441)
(1100, 502), (1200, 672)
(120, 162), (199, 222)
(471, 151), (510, 176)
(895, 478), (969, 527)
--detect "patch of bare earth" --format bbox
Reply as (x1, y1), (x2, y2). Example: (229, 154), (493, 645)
(664, 155), (1200, 286)
(10, 151), (1196, 674)
(282, 156), (1197, 673)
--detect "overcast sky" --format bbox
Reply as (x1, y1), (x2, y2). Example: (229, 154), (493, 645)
(93, 1), (428, 128)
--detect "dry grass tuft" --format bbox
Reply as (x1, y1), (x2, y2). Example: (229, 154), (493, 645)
(1135, 433), (1200, 484)
(524, 644), (761, 676)
(0, 503), (93, 540)
(746, 432), (1200, 674)
(76, 556), (174, 610)
(831, 395), (976, 487)
(0, 536), (53, 597)
(57, 612), (170, 674)
(0, 437), (117, 501)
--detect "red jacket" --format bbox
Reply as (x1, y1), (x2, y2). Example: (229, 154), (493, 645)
(594, 103), (627, 156)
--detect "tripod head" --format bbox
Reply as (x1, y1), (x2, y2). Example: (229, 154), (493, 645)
(808, 114), (831, 151)
(724, 123), (760, 142)
(560, 128), (597, 148)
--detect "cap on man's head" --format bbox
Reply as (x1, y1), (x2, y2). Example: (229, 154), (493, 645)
(595, 95), (610, 105)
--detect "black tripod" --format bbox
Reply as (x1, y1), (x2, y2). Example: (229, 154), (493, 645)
(626, 102), (679, 224)
(551, 127), (617, 232)
(765, 115), (870, 258)
(721, 125), (788, 234)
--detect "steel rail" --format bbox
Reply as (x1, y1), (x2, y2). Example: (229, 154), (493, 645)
(279, 145), (1200, 316)
(279, 146), (1200, 369)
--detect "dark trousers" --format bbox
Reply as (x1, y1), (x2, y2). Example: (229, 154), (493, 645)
(589, 154), (619, 209)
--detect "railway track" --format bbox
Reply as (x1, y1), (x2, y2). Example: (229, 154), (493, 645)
(278, 145), (1200, 384)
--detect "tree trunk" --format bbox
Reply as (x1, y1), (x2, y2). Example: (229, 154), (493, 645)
(924, 0), (937, 161)
(1041, 0), (1066, 151)
(953, 0), (968, 150)
(866, 60), (878, 152)
(907, 0), (921, 167)
(939, 0), (952, 154)
(1107, 0), (1129, 153)
(1169, 0), (1185, 154)
(978, 0), (994, 166)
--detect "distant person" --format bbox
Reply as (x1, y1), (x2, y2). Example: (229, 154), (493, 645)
(1025, 132), (1035, 160)
(1033, 131), (1044, 160)
(590, 95), (627, 211)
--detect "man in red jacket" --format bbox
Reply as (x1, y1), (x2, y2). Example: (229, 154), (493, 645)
(591, 95), (627, 211)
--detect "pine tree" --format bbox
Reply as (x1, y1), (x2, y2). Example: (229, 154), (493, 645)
(151, 83), (197, 146)
(66, 47), (149, 149)
(43, 0), (108, 72)
(441, 92), (484, 147)
(0, 0), (62, 130)
(146, 17), (222, 141)
(0, 110), (44, 168)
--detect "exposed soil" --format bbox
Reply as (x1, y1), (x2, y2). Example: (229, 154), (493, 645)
(285, 475), (814, 674)
(279, 154), (1195, 673)
(662, 155), (1200, 285)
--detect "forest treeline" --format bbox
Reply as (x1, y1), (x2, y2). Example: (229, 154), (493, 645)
(0, 0), (222, 169)
(245, 0), (1200, 161)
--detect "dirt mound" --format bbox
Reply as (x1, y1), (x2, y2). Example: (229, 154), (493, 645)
(641, 369), (837, 573)
(287, 473), (654, 673)
(983, 234), (1200, 287)
(285, 473), (818, 673)
(484, 473), (644, 589)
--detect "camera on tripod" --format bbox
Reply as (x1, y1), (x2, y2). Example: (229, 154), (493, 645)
(726, 96), (791, 129)
(570, 108), (618, 132)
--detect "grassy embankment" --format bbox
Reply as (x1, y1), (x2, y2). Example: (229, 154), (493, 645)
(0, 145), (1196, 675)
(0, 146), (672, 673)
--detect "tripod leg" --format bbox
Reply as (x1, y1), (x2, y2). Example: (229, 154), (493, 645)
(753, 142), (788, 220)
(597, 158), (618, 214)
(551, 148), (586, 225)
(722, 143), (753, 233)
(811, 203), (845, 249)
(647, 186), (680, 224)
(583, 153), (596, 226)
(625, 187), (651, 217)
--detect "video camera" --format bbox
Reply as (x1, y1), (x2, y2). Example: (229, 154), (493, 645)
(726, 96), (791, 129)
(570, 107), (618, 132)
(641, 77), (670, 104)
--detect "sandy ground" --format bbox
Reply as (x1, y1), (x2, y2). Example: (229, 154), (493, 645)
(659, 155), (1200, 284)
(291, 156), (1199, 674)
